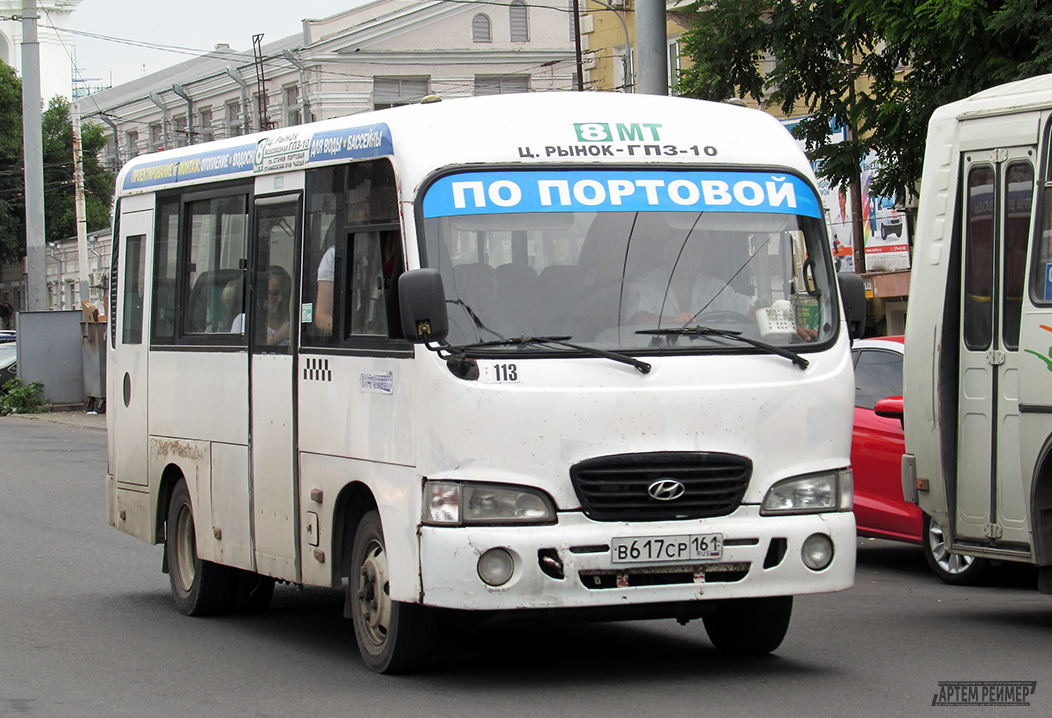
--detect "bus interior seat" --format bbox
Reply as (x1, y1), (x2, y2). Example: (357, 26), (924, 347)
(535, 264), (584, 335)
(494, 262), (540, 327)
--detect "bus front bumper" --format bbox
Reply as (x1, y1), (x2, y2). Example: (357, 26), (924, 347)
(418, 508), (855, 610)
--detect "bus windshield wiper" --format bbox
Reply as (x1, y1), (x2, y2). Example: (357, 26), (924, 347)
(451, 335), (651, 375)
(636, 326), (809, 370)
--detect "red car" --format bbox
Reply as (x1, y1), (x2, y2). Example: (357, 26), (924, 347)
(851, 336), (990, 584)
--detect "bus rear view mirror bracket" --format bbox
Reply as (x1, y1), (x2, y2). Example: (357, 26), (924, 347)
(837, 272), (866, 341)
(399, 268), (449, 344)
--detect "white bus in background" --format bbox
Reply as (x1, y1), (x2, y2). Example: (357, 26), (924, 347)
(106, 91), (866, 673)
(902, 74), (1052, 592)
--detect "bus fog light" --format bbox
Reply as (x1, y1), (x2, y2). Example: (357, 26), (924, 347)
(802, 533), (834, 571)
(478, 548), (515, 586)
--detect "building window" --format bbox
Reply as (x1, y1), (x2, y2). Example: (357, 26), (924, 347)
(226, 100), (243, 137)
(615, 45), (634, 93)
(199, 107), (214, 142)
(667, 38), (681, 95)
(474, 75), (530, 96)
(284, 86), (302, 127)
(149, 123), (163, 151)
(510, 0), (529, 42)
(125, 130), (139, 159)
(173, 115), (188, 147)
(472, 13), (491, 43)
(373, 76), (430, 110)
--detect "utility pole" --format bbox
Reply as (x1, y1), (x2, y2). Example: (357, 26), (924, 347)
(635, 0), (668, 96)
(72, 102), (90, 307)
(572, 0), (584, 91)
(21, 0), (46, 310)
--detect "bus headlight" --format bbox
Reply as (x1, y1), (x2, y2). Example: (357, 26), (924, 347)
(760, 469), (853, 515)
(424, 481), (556, 525)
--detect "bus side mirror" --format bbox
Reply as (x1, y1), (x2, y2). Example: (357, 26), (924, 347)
(398, 268), (449, 344)
(837, 272), (866, 340)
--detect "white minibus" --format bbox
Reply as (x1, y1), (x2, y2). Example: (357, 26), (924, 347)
(106, 91), (864, 672)
(902, 74), (1052, 592)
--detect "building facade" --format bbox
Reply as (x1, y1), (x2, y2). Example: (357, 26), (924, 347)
(2, 1), (579, 325)
(0, 0), (81, 102)
(580, 0), (694, 94)
(76, 0), (578, 171)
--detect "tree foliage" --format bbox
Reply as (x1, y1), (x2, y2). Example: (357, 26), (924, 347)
(42, 97), (114, 246)
(0, 63), (114, 265)
(678, 0), (1052, 200)
(0, 62), (25, 265)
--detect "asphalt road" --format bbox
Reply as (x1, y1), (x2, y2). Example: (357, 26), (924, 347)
(1, 413), (1049, 717)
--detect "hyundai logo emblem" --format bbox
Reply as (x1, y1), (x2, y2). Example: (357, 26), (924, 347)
(647, 479), (686, 501)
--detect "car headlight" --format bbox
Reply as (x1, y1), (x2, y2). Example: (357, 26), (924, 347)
(424, 481), (556, 525)
(761, 469), (853, 515)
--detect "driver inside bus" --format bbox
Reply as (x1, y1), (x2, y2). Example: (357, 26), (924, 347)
(622, 235), (756, 326)
(622, 234), (817, 341)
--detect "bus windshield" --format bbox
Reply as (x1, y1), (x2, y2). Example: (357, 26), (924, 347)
(422, 172), (837, 353)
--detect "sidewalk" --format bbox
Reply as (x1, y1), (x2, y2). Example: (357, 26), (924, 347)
(0, 408), (107, 431)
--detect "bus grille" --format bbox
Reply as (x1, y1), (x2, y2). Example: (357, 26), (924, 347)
(570, 452), (752, 521)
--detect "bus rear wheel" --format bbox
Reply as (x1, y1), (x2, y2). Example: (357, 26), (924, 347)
(166, 479), (238, 616)
(348, 510), (433, 673)
(702, 596), (793, 655)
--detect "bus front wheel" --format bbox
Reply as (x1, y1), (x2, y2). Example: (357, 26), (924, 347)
(348, 510), (433, 673)
(922, 514), (993, 585)
(702, 596), (793, 655)
(166, 479), (238, 616)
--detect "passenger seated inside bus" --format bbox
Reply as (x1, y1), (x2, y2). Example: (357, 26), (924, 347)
(230, 265), (292, 346)
(314, 230), (404, 339)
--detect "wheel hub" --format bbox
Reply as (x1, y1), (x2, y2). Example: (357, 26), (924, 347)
(357, 540), (392, 647)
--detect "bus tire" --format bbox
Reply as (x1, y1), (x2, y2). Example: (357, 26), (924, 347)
(349, 510), (433, 673)
(702, 596), (793, 655)
(166, 479), (237, 616)
(922, 514), (993, 586)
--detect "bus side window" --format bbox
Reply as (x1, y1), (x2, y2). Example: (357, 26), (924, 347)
(182, 194), (248, 339)
(963, 166), (995, 350)
(302, 159), (401, 348)
(1002, 161), (1033, 350)
(152, 198), (180, 345)
(346, 230), (403, 339)
(122, 235), (146, 345)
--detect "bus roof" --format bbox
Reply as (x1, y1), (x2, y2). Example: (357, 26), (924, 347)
(114, 92), (817, 196)
(930, 72), (1052, 125)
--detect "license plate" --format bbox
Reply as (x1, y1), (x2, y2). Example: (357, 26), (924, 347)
(611, 533), (723, 564)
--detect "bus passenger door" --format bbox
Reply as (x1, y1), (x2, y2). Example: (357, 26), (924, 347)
(249, 193), (301, 580)
(111, 205), (152, 493)
(956, 148), (1035, 550)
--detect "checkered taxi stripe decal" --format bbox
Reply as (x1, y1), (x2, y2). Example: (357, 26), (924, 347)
(303, 358), (331, 382)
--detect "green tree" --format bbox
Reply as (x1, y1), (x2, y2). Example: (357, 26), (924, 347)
(0, 61), (25, 266)
(678, 0), (1052, 201)
(0, 64), (114, 265)
(41, 97), (113, 245)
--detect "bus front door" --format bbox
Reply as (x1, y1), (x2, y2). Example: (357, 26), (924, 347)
(956, 147), (1035, 552)
(248, 193), (302, 580)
